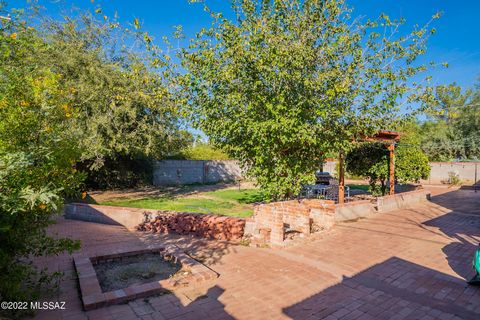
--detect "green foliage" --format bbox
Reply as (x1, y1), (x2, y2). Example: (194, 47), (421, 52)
(346, 143), (430, 195)
(1, 5), (189, 170)
(170, 142), (231, 160)
(78, 156), (155, 190)
(446, 171), (462, 186)
(426, 83), (473, 123)
(180, 0), (439, 200)
(0, 3), (185, 309)
(418, 83), (480, 161)
(0, 152), (81, 316)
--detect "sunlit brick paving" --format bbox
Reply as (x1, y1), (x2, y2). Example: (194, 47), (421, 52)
(33, 187), (480, 320)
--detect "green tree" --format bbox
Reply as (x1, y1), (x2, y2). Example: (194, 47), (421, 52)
(426, 83), (473, 123)
(0, 13), (82, 312)
(171, 142), (231, 160)
(419, 83), (479, 161)
(37, 10), (189, 169)
(0, 3), (185, 310)
(180, 0), (439, 200)
(346, 143), (430, 195)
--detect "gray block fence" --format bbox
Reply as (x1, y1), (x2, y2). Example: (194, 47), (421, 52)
(323, 161), (479, 186)
(152, 160), (479, 186)
(152, 160), (243, 186)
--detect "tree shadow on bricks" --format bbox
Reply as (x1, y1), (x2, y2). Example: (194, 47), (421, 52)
(425, 188), (480, 281)
(282, 257), (480, 320)
(137, 231), (240, 267)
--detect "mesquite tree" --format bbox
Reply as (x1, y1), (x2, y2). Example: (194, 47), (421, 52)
(180, 0), (439, 200)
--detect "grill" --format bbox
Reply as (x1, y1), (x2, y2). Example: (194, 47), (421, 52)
(315, 171), (336, 185)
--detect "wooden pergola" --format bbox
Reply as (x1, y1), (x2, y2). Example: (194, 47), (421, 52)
(338, 130), (401, 204)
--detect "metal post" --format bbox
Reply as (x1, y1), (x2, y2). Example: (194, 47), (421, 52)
(475, 163), (478, 193)
(388, 144), (395, 195)
(338, 152), (345, 204)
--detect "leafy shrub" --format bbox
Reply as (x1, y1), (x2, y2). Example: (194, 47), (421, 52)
(0, 2), (183, 313)
(446, 171), (462, 186)
(0, 153), (81, 318)
(169, 142), (231, 160)
(346, 143), (430, 196)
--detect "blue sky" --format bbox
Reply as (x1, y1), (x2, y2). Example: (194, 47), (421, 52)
(9, 0), (480, 88)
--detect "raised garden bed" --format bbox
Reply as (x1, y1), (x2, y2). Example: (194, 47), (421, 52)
(73, 245), (217, 310)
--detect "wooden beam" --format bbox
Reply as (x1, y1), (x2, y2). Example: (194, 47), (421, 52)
(388, 144), (395, 195)
(338, 152), (345, 203)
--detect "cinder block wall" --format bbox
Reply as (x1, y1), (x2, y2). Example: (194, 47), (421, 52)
(323, 160), (480, 185)
(421, 162), (480, 185)
(152, 160), (242, 186)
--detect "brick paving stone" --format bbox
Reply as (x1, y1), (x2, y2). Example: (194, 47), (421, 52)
(28, 186), (480, 319)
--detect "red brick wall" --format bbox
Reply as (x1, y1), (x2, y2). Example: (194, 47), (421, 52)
(251, 199), (335, 246)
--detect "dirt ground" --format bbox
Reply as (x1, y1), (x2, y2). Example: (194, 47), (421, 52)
(87, 182), (256, 203)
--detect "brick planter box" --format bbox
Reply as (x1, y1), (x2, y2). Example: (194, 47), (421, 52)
(74, 245), (217, 311)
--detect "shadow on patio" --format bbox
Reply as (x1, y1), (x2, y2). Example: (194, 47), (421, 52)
(426, 188), (480, 281)
(282, 257), (480, 320)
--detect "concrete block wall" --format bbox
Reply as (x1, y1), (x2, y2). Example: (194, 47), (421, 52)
(152, 160), (242, 186)
(376, 189), (431, 213)
(421, 162), (480, 185)
(335, 200), (375, 222)
(323, 160), (480, 186)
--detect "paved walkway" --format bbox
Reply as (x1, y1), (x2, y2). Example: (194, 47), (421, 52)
(33, 187), (480, 320)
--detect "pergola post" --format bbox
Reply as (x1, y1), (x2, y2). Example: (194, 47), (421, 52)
(388, 144), (395, 195)
(338, 152), (345, 203)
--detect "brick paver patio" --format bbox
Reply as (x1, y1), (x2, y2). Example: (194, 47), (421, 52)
(32, 187), (480, 320)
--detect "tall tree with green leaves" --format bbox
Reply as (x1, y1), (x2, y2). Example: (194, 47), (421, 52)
(420, 83), (479, 161)
(180, 0), (439, 199)
(0, 3), (185, 311)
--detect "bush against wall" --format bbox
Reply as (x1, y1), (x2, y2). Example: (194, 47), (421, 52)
(346, 143), (430, 195)
(78, 156), (155, 190)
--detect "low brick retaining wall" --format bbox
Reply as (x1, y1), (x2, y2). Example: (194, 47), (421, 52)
(247, 189), (431, 247)
(64, 203), (245, 241)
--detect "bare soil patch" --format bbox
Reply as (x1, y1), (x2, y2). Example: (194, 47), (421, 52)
(93, 253), (182, 292)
